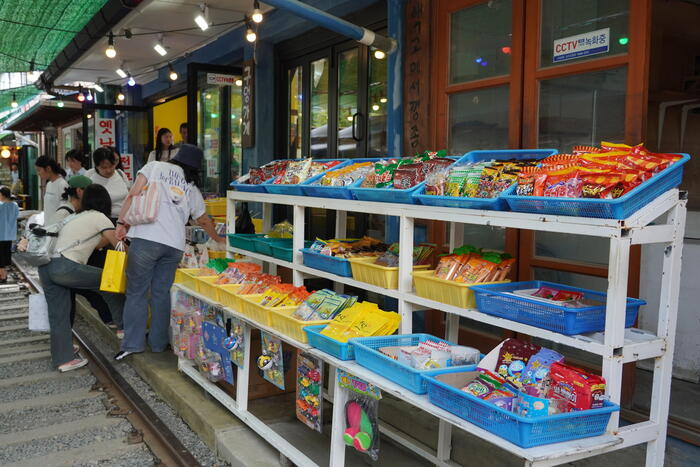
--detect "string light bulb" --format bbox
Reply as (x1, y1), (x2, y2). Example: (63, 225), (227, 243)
(380, 97), (387, 103)
(11, 94), (18, 108)
(168, 63), (178, 81)
(127, 75), (136, 87)
(154, 36), (167, 56)
(105, 32), (117, 58)
(57, 99), (64, 108)
(245, 19), (257, 42)
(251, 0), (263, 23)
(195, 4), (209, 31)
(235, 78), (242, 86)
(373, 49), (386, 60)
(28, 60), (40, 80)
(117, 92), (125, 102)
(77, 92), (85, 103)
(86, 91), (93, 101)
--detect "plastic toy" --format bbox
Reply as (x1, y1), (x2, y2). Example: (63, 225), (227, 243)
(257, 354), (273, 370)
(344, 400), (376, 452)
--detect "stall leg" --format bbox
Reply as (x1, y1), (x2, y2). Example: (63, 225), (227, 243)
(329, 367), (348, 467)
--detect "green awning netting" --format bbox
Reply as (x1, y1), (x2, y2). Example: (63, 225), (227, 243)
(0, 0), (108, 116)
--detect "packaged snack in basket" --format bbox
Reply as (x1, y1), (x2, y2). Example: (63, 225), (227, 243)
(476, 166), (500, 198)
(518, 348), (564, 393)
(496, 338), (541, 387)
(393, 163), (423, 189)
(292, 289), (333, 320)
(449, 345), (481, 366)
(425, 167), (450, 196)
(547, 362), (606, 411)
(516, 391), (569, 417)
(446, 167), (470, 197)
(248, 167), (266, 185)
(281, 286), (311, 306)
(542, 166), (583, 198)
(268, 220), (293, 238)
(275, 158), (312, 184)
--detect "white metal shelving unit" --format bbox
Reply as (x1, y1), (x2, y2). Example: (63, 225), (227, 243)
(177, 187), (685, 467)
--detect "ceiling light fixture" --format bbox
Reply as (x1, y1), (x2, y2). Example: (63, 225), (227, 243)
(380, 97), (387, 103)
(116, 66), (127, 78)
(10, 94), (18, 108)
(105, 32), (117, 58)
(28, 59), (40, 80)
(86, 91), (93, 101)
(154, 36), (167, 56)
(168, 63), (178, 81)
(94, 82), (104, 93)
(373, 49), (386, 60)
(251, 0), (263, 23)
(127, 75), (136, 87)
(57, 99), (64, 108)
(245, 19), (257, 42)
(77, 92), (85, 103)
(1, 149), (10, 159)
(195, 4), (209, 31)
(235, 78), (242, 86)
(117, 92), (125, 102)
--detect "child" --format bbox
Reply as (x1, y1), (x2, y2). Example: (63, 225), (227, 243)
(0, 186), (19, 282)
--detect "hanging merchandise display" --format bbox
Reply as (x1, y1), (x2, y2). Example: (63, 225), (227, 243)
(202, 320), (234, 384)
(338, 371), (381, 461)
(296, 351), (323, 433)
(226, 318), (246, 368)
(258, 332), (285, 390)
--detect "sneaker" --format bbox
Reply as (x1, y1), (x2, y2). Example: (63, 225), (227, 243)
(58, 358), (88, 372)
(116, 330), (124, 339)
(114, 350), (136, 361)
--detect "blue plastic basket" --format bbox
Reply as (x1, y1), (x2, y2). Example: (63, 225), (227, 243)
(301, 158), (383, 200)
(227, 233), (265, 251)
(351, 334), (479, 394)
(304, 325), (355, 360)
(470, 281), (645, 335)
(349, 181), (426, 204)
(413, 149), (558, 210)
(502, 153), (690, 219)
(263, 159), (350, 196)
(301, 248), (353, 277)
(424, 369), (619, 448)
(229, 181), (268, 192)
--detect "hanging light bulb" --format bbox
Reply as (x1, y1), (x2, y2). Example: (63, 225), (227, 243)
(86, 91), (93, 101)
(154, 36), (167, 56)
(57, 99), (64, 108)
(380, 97), (387, 104)
(94, 82), (104, 93)
(127, 75), (136, 87)
(372, 104), (380, 111)
(117, 92), (125, 102)
(11, 94), (18, 108)
(251, 0), (263, 23)
(373, 49), (386, 60)
(105, 32), (117, 58)
(27, 59), (40, 81)
(245, 19), (257, 42)
(168, 63), (178, 81)
(77, 92), (85, 103)
(194, 4), (209, 31)
(235, 78), (242, 86)
(87, 114), (93, 119)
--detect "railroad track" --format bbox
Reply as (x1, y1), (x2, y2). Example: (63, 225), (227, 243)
(0, 264), (203, 467)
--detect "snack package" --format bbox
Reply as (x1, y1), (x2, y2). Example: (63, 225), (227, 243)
(547, 362), (606, 411)
(495, 338), (541, 387)
(518, 348), (564, 394)
(276, 158), (313, 184)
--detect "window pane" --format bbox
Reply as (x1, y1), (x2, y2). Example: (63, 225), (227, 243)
(310, 58), (329, 157)
(230, 81), (242, 181)
(450, 0), (512, 84)
(538, 67), (626, 152)
(368, 49), (388, 156)
(198, 84), (221, 195)
(541, 0), (629, 67)
(448, 86), (509, 154)
(288, 66), (303, 158)
(535, 231), (609, 266)
(337, 48), (359, 158)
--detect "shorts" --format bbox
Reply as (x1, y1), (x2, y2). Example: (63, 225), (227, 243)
(0, 241), (11, 267)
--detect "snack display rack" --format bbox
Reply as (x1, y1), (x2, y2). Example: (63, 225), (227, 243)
(173, 185), (685, 467)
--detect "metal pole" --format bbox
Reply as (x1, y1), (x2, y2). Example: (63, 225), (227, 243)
(387, 0), (405, 157)
(261, 0), (396, 52)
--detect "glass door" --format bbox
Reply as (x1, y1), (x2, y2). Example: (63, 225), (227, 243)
(187, 63), (242, 196)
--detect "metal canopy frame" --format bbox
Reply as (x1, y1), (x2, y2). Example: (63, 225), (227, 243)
(175, 188), (685, 466)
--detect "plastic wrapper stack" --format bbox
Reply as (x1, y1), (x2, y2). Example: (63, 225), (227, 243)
(361, 150), (453, 189)
(434, 245), (514, 283)
(309, 236), (388, 258)
(292, 289), (358, 321)
(373, 242), (435, 268)
(247, 160), (289, 185)
(214, 263), (282, 295)
(320, 302), (400, 343)
(315, 161), (375, 187)
(517, 142), (683, 199)
(271, 158), (342, 185)
(379, 339), (481, 371)
(257, 284), (311, 306)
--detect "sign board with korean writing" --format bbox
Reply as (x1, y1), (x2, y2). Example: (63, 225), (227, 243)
(403, 0), (431, 153)
(241, 61), (255, 148)
(206, 73), (238, 86)
(553, 28), (610, 63)
(120, 153), (134, 182)
(95, 117), (116, 148)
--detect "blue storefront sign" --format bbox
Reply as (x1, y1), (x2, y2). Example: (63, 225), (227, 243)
(552, 27), (610, 63)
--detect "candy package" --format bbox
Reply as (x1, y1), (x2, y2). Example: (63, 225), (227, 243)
(547, 362), (606, 411)
(495, 338), (541, 387)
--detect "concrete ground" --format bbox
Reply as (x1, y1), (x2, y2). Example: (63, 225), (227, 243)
(77, 300), (700, 466)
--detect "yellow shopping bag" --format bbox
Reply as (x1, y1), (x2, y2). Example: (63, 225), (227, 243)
(100, 242), (127, 293)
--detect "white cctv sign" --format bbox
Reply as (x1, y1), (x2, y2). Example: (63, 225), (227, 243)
(553, 28), (609, 63)
(206, 73), (237, 86)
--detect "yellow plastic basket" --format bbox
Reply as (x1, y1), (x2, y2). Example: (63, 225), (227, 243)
(237, 294), (298, 327)
(348, 257), (430, 289)
(175, 268), (206, 290)
(268, 308), (330, 343)
(217, 284), (243, 309)
(205, 198), (227, 217)
(412, 270), (510, 308)
(196, 276), (220, 300)
(208, 250), (227, 259)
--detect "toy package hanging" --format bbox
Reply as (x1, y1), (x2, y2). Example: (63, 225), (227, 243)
(296, 351), (323, 432)
(338, 370), (381, 461)
(225, 318), (246, 368)
(258, 332), (285, 390)
(202, 321), (234, 384)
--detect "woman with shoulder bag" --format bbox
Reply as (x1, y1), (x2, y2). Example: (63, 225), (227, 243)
(114, 144), (224, 360)
(38, 184), (125, 372)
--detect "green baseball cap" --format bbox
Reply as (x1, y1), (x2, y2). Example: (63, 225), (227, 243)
(67, 175), (92, 189)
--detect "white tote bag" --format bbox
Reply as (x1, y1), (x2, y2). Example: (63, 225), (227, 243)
(123, 181), (161, 225)
(28, 293), (50, 332)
